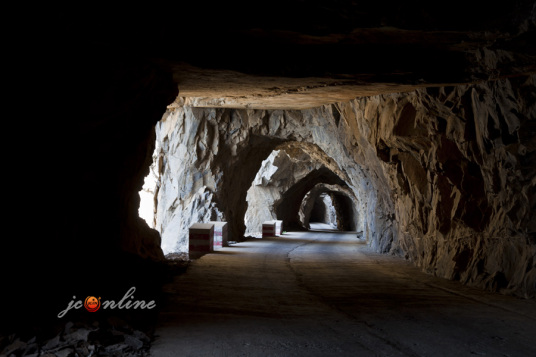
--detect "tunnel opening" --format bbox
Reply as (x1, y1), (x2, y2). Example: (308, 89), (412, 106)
(299, 183), (359, 232)
(138, 146), (159, 229)
(243, 142), (356, 237)
(236, 136), (371, 239)
(275, 167), (351, 231)
(140, 103), (374, 253)
(308, 193), (338, 230)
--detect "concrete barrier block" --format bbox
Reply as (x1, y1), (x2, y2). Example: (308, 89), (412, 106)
(189, 223), (214, 257)
(262, 221), (276, 238)
(275, 220), (283, 235)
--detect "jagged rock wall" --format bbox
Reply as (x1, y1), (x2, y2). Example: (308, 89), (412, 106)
(244, 149), (304, 237)
(348, 75), (536, 297)
(152, 75), (535, 297)
(243, 150), (281, 237)
(153, 105), (382, 254)
(152, 108), (224, 254)
(244, 145), (359, 237)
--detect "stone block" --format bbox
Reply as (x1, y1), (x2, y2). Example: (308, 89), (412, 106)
(262, 221), (276, 238)
(189, 223), (214, 257)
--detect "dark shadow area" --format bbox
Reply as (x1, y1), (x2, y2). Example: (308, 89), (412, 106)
(309, 196), (332, 224)
(276, 168), (349, 230)
(1, 252), (188, 355)
(51, 2), (532, 82)
(331, 193), (357, 231)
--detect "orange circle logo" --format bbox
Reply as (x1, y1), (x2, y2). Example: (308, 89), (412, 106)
(84, 296), (101, 312)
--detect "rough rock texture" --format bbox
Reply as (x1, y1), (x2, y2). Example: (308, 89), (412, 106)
(299, 183), (360, 231)
(164, 3), (535, 109)
(310, 194), (338, 228)
(152, 107), (362, 253)
(172, 27), (536, 110)
(352, 75), (536, 297)
(151, 104), (375, 255)
(46, 3), (535, 110)
(0, 319), (153, 357)
(152, 75), (535, 297)
(245, 150), (295, 238)
(376, 76), (536, 296)
(244, 146), (359, 237)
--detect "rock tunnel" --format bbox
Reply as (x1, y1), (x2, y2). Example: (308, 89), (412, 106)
(4, 2), (536, 354)
(146, 82), (536, 299)
(149, 104), (388, 253)
(299, 183), (360, 232)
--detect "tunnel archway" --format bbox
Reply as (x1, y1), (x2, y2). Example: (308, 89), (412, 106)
(275, 167), (349, 231)
(308, 193), (337, 229)
(144, 105), (387, 256)
(216, 134), (289, 242)
(299, 183), (360, 232)
(146, 103), (382, 254)
(143, 75), (536, 298)
(243, 142), (358, 237)
(309, 193), (333, 225)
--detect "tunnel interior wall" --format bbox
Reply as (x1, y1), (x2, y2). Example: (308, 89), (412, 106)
(153, 105), (379, 253)
(299, 183), (360, 231)
(309, 194), (335, 227)
(243, 145), (352, 237)
(346, 75), (536, 297)
(153, 75), (535, 297)
(331, 193), (358, 231)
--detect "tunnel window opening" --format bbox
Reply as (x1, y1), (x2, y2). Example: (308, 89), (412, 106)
(138, 145), (159, 229)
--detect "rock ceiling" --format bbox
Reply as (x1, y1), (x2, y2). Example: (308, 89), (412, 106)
(56, 2), (535, 109)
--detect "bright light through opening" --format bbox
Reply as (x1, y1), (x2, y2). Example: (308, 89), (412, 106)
(138, 148), (159, 228)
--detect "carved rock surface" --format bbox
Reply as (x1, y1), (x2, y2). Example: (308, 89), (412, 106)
(244, 146), (360, 237)
(299, 183), (360, 231)
(151, 75), (536, 298)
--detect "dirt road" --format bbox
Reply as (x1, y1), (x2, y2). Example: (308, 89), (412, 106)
(151, 229), (536, 356)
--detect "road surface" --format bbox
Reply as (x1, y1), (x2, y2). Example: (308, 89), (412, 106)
(151, 228), (536, 356)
